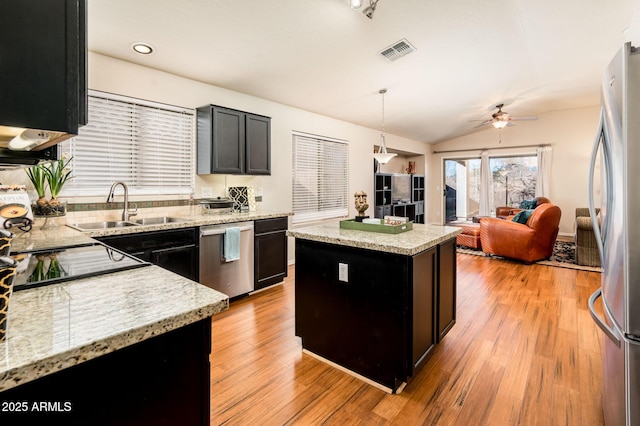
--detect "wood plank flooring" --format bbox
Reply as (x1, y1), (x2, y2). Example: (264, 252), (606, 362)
(210, 253), (604, 425)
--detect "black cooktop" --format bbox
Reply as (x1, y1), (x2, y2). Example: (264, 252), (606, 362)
(11, 242), (150, 291)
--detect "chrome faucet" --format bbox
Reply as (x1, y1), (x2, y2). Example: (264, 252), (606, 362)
(107, 181), (137, 221)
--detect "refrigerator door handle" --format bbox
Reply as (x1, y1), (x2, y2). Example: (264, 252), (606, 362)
(588, 108), (605, 263)
(589, 288), (621, 347)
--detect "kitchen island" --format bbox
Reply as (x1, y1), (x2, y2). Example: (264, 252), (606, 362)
(287, 222), (461, 393)
(0, 225), (229, 425)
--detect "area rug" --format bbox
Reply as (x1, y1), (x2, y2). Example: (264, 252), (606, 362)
(457, 241), (602, 272)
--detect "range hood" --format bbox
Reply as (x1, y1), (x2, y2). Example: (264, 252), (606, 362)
(0, 126), (62, 170)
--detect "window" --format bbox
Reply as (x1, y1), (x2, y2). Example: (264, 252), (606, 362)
(59, 90), (194, 197)
(490, 156), (537, 208)
(444, 154), (537, 222)
(292, 132), (349, 223)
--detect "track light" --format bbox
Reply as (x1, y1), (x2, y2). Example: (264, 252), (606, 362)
(350, 0), (363, 9)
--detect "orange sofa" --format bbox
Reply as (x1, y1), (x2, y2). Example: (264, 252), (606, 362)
(480, 203), (561, 264)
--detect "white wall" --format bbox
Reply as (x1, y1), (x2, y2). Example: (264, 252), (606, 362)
(0, 52), (427, 262)
(427, 106), (601, 235)
(85, 53), (430, 213)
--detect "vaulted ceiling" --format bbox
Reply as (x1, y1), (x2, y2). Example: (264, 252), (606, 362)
(87, 0), (638, 143)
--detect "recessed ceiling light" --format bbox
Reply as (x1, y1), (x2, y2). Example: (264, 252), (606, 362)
(131, 42), (154, 55)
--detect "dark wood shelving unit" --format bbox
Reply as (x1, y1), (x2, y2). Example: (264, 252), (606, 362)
(373, 173), (425, 223)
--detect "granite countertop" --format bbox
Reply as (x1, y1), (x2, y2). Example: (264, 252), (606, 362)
(0, 209), (292, 393)
(287, 222), (462, 256)
(65, 210), (293, 239)
(0, 209), (290, 392)
(0, 265), (228, 392)
(9, 210), (292, 252)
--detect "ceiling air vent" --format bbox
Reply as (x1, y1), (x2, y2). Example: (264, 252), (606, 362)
(379, 39), (416, 62)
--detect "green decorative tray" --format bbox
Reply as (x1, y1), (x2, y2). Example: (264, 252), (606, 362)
(339, 219), (413, 234)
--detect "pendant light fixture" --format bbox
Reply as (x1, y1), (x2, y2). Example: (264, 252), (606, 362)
(371, 88), (397, 164)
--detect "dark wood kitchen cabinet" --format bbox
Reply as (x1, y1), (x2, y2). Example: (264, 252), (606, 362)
(0, 319), (212, 426)
(0, 0), (87, 135)
(254, 217), (288, 290)
(437, 236), (456, 341)
(196, 105), (271, 175)
(97, 228), (198, 281)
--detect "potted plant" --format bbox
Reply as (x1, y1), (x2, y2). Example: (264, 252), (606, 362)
(43, 156), (73, 213)
(24, 157), (73, 216)
(25, 164), (48, 213)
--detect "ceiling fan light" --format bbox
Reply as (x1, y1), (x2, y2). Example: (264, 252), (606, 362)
(492, 120), (508, 129)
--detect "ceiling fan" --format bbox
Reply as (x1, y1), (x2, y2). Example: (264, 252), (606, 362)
(471, 104), (538, 129)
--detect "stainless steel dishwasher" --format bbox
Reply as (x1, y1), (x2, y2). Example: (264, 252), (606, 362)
(199, 221), (254, 298)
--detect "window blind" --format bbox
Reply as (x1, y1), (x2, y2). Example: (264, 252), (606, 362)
(292, 133), (349, 223)
(59, 91), (194, 196)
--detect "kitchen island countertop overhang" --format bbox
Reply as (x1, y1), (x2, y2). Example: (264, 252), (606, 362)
(287, 222), (462, 256)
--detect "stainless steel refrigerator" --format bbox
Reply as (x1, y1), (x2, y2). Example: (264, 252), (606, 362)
(588, 41), (640, 426)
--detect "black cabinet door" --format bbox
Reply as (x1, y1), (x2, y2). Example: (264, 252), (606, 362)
(0, 0), (87, 132)
(437, 237), (457, 341)
(254, 217), (288, 290)
(411, 246), (436, 375)
(97, 228), (198, 281)
(212, 107), (244, 174)
(255, 231), (287, 290)
(245, 113), (271, 175)
(151, 244), (198, 281)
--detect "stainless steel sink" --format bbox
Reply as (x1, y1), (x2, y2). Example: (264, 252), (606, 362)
(67, 221), (140, 231)
(132, 216), (193, 225)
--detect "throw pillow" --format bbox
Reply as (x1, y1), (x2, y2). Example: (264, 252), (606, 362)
(512, 209), (534, 224)
(519, 199), (537, 210)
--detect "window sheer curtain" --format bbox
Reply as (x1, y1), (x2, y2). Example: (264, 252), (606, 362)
(479, 150), (492, 216)
(536, 146), (552, 197)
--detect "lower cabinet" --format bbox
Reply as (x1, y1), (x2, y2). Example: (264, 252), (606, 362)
(0, 319), (212, 425)
(437, 237), (456, 341)
(254, 217), (288, 291)
(97, 228), (198, 281)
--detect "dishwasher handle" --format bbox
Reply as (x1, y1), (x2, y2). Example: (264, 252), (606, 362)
(200, 224), (254, 237)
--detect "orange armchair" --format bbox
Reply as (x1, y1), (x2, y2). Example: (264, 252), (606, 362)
(495, 196), (551, 219)
(480, 203), (561, 263)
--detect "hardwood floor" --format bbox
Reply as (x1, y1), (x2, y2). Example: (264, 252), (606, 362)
(210, 254), (604, 425)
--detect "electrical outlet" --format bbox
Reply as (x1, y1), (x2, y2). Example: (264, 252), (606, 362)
(339, 263), (348, 282)
(257, 187), (264, 196)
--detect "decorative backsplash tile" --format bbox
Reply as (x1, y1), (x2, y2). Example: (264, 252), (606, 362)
(228, 186), (248, 212)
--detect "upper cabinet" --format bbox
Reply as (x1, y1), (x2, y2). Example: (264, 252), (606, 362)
(196, 105), (271, 175)
(0, 0), (87, 137)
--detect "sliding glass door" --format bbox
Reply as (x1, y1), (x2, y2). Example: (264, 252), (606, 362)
(444, 154), (537, 223)
(444, 158), (481, 222)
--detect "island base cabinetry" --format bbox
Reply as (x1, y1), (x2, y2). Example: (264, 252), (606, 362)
(0, 319), (212, 425)
(294, 238), (456, 393)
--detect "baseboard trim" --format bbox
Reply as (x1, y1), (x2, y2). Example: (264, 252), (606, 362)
(301, 349), (403, 395)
